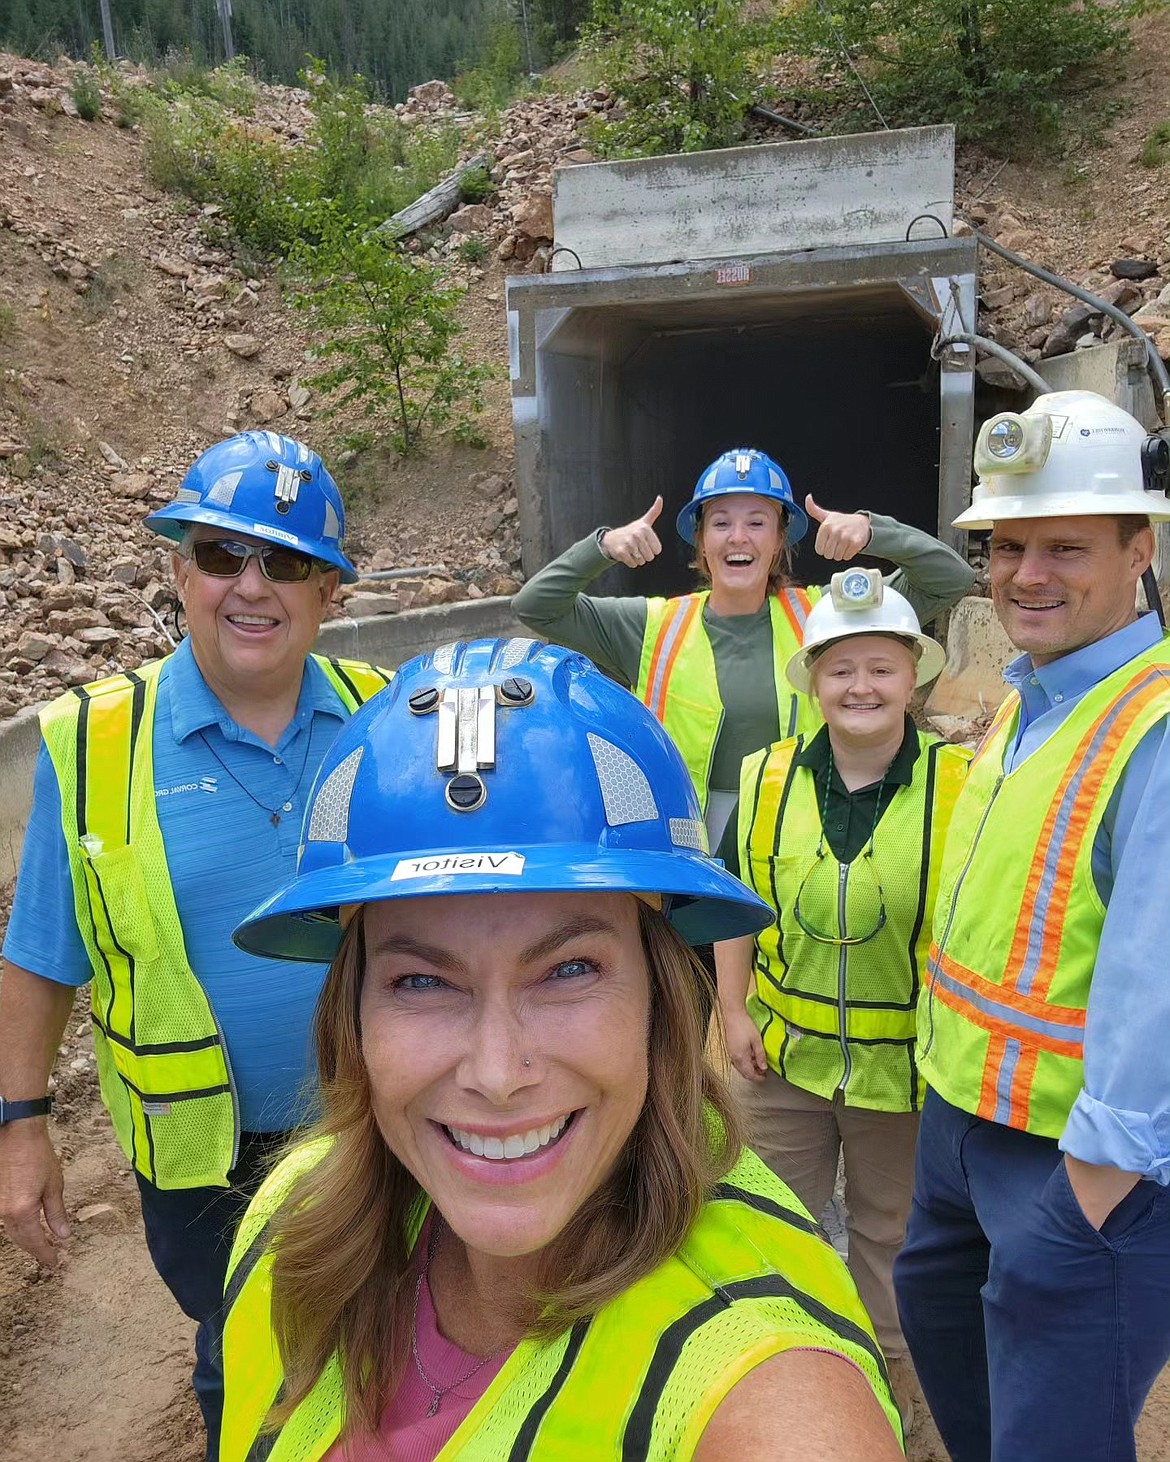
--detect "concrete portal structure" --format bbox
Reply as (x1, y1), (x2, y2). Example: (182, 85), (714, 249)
(508, 128), (978, 597)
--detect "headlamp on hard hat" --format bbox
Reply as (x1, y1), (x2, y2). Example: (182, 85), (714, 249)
(973, 411), (1054, 477)
(830, 568), (884, 612)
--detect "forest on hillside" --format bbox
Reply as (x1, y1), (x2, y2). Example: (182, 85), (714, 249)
(0, 0), (588, 99)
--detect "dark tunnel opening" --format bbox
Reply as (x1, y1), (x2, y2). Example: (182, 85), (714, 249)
(535, 284), (946, 607)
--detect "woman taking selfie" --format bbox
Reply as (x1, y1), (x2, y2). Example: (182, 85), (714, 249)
(715, 572), (970, 1430)
(220, 637), (904, 1461)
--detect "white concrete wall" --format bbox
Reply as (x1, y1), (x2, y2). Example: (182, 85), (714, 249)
(553, 126), (954, 271)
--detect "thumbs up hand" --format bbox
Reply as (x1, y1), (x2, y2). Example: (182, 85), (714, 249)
(805, 495), (872, 562)
(601, 497), (664, 569)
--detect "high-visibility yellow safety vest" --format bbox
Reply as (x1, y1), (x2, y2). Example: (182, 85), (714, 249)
(920, 637), (1170, 1137)
(737, 731), (969, 1112)
(39, 652), (391, 1191)
(220, 1139), (902, 1461)
(634, 587), (824, 811)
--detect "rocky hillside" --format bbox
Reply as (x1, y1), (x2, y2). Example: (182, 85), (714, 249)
(1, 14), (1169, 723)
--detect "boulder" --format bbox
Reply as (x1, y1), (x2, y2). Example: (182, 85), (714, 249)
(512, 191), (554, 242)
(924, 597), (1015, 721)
(981, 284), (1016, 311)
(449, 204), (493, 234)
(346, 592), (400, 618)
(249, 386), (288, 423)
(1110, 259), (1158, 281)
(225, 333), (262, 359)
(15, 630), (54, 662)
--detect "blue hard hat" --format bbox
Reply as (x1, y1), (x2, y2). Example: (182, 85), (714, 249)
(676, 447), (808, 547)
(144, 431), (358, 583)
(233, 638), (772, 963)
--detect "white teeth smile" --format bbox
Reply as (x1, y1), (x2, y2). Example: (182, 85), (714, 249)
(229, 614), (279, 626)
(445, 1114), (572, 1160)
(1015, 600), (1063, 609)
(725, 554), (753, 563)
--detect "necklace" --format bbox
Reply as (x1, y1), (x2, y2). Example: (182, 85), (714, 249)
(411, 1221), (504, 1419)
(196, 726), (313, 827)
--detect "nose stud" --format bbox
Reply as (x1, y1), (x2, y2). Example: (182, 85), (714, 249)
(522, 1057), (531, 1069)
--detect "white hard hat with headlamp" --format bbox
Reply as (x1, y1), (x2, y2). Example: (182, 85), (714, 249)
(955, 389), (1170, 529)
(786, 569), (947, 693)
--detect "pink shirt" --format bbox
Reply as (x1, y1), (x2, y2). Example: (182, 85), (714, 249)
(323, 1225), (511, 1462)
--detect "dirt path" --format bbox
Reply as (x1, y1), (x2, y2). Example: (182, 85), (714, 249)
(4, 1035), (1170, 1461)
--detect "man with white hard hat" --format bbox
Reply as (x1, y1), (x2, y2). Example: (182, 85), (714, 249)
(894, 390), (1170, 1462)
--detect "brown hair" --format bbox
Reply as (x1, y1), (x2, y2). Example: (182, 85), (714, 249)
(1116, 514), (1151, 548)
(689, 501), (794, 595)
(264, 901), (742, 1434)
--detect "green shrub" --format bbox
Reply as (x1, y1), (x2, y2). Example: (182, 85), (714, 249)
(775, 0), (1130, 150)
(289, 209), (492, 457)
(584, 0), (771, 158)
(1141, 121), (1170, 168)
(456, 236), (489, 263)
(0, 302), (16, 344)
(71, 69), (103, 121)
(457, 164), (495, 204)
(139, 57), (466, 256)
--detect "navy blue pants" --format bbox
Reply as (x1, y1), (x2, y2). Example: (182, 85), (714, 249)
(894, 1091), (1170, 1462)
(135, 1131), (285, 1462)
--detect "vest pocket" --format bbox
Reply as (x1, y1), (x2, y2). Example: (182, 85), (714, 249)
(80, 841), (161, 964)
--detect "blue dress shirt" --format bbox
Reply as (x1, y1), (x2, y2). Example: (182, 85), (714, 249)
(1000, 613), (1170, 1181)
(4, 638), (350, 1133)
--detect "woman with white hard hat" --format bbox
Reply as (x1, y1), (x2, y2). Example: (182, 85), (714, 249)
(218, 638), (904, 1462)
(713, 571), (971, 1433)
(514, 446), (974, 849)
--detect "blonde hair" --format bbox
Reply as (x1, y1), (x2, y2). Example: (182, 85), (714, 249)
(690, 501), (794, 595)
(264, 901), (742, 1435)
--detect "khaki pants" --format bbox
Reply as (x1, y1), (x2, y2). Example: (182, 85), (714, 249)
(734, 1069), (919, 1358)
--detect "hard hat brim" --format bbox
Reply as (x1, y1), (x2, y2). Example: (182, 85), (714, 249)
(676, 491), (809, 547)
(145, 501), (359, 583)
(234, 844), (775, 964)
(786, 631), (947, 695)
(953, 489), (1170, 531)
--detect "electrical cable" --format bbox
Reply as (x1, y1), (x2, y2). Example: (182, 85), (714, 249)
(932, 331), (1053, 395)
(812, 0), (890, 130)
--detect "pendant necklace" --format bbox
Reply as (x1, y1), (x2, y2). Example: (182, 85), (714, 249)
(411, 1220), (505, 1418)
(196, 726), (314, 827)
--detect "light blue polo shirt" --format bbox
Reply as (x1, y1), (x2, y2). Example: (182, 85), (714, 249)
(4, 637), (351, 1133)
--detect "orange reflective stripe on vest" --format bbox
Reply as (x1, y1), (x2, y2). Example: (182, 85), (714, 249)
(643, 594), (704, 722)
(774, 586), (816, 642)
(1003, 668), (1168, 1004)
(921, 642), (1170, 1136)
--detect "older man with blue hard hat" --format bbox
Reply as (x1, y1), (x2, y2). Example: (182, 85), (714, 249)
(0, 431), (389, 1460)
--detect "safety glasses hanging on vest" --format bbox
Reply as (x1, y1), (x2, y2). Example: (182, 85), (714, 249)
(791, 764), (890, 946)
(189, 537), (322, 583)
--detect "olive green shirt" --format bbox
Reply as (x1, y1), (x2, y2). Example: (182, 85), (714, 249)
(512, 513), (972, 792)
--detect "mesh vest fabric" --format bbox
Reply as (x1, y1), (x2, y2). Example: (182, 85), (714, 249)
(39, 653), (390, 1189)
(633, 588), (824, 813)
(920, 639), (1170, 1137)
(737, 732), (969, 1112)
(220, 1140), (902, 1461)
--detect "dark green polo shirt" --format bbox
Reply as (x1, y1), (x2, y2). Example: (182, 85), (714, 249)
(717, 714), (921, 873)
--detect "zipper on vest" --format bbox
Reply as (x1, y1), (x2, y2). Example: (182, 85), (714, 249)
(837, 862), (852, 1092)
(922, 773), (1005, 1058)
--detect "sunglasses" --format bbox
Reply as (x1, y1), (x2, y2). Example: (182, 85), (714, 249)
(189, 538), (320, 584)
(792, 848), (888, 947)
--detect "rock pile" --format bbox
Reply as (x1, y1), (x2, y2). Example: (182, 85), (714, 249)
(962, 206), (1170, 384)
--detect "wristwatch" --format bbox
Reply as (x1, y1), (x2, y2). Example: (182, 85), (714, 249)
(0, 1096), (53, 1126)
